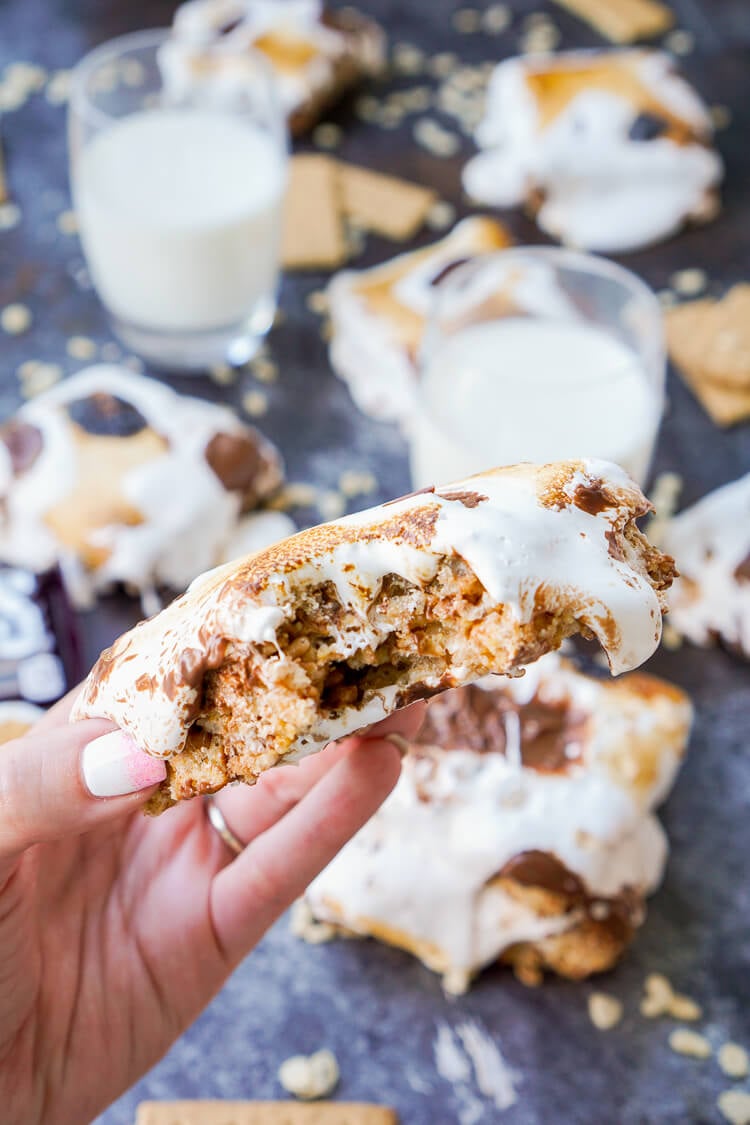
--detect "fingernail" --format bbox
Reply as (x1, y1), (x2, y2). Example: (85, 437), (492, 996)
(82, 730), (166, 798)
(384, 733), (411, 758)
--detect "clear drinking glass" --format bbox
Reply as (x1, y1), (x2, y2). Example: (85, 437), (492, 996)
(69, 29), (288, 371)
(409, 246), (666, 488)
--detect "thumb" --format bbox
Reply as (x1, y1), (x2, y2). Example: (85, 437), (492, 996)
(0, 717), (166, 865)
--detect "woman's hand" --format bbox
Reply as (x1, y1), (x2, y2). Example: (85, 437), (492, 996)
(0, 692), (423, 1125)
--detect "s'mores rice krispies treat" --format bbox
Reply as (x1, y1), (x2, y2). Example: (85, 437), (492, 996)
(463, 50), (722, 252)
(159, 0), (386, 135)
(73, 460), (675, 814)
(0, 366), (283, 603)
(327, 217), (512, 421)
(661, 473), (750, 659)
(304, 652), (692, 990)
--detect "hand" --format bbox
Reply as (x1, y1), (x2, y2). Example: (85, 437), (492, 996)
(0, 690), (424, 1125)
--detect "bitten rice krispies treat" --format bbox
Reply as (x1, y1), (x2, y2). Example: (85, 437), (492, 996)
(0, 366), (283, 604)
(159, 0), (386, 135)
(462, 50), (722, 253)
(661, 473), (750, 658)
(73, 460), (675, 814)
(327, 217), (512, 422)
(304, 653), (692, 991)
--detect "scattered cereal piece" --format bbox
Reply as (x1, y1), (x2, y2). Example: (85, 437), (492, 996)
(19, 362), (62, 398)
(664, 28), (695, 55)
(647, 471), (683, 546)
(521, 22), (561, 53)
(453, 7), (482, 33)
(1, 303), (32, 334)
(312, 122), (343, 150)
(443, 968), (472, 995)
(0, 202), (21, 231)
(668, 1028), (712, 1059)
(66, 335), (97, 361)
(306, 289), (329, 315)
(640, 972), (674, 1018)
(99, 341), (121, 361)
(588, 992), (624, 1031)
(483, 3), (512, 33)
(278, 1049), (340, 1101)
(426, 200), (457, 231)
(250, 356), (278, 384)
(289, 899), (338, 945)
(669, 994), (702, 1022)
(123, 355), (144, 372)
(6, 62), (47, 92)
(242, 389), (268, 417)
(209, 363), (236, 386)
(718, 1089), (750, 1125)
(57, 209), (78, 235)
(45, 69), (71, 106)
(317, 490), (346, 521)
(339, 469), (377, 498)
(661, 623), (684, 651)
(711, 104), (732, 130)
(267, 482), (319, 512)
(355, 94), (381, 122)
(670, 268), (708, 297)
(430, 52), (459, 79)
(413, 118), (461, 158)
(719, 1044), (750, 1080)
(392, 42), (425, 76)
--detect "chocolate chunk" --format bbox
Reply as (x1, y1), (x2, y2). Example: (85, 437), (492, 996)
(573, 479), (615, 516)
(415, 684), (586, 772)
(0, 420), (43, 474)
(734, 552), (750, 583)
(217, 16), (243, 35)
(383, 486), (435, 507)
(500, 850), (586, 899)
(430, 256), (470, 287)
(67, 393), (149, 438)
(628, 113), (669, 142)
(437, 489), (488, 509)
(205, 431), (268, 495)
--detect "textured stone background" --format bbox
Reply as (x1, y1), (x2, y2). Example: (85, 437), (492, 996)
(1, 1), (749, 1122)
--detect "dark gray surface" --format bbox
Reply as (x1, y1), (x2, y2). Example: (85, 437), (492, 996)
(1, 1), (749, 1122)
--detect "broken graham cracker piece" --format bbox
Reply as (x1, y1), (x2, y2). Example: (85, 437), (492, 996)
(135, 1103), (398, 1125)
(282, 155), (347, 271)
(666, 289), (750, 426)
(337, 162), (437, 241)
(550, 0), (674, 43)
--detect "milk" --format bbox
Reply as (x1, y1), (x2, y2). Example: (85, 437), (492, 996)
(73, 108), (285, 333)
(410, 318), (660, 488)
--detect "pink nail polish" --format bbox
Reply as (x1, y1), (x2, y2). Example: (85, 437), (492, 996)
(82, 730), (166, 798)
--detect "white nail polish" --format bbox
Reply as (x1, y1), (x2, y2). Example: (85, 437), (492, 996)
(82, 730), (166, 798)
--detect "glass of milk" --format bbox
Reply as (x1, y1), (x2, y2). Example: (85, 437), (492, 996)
(409, 247), (665, 488)
(69, 30), (287, 370)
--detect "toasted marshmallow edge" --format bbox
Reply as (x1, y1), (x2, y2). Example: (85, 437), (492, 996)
(71, 459), (668, 779)
(662, 472), (750, 654)
(305, 653), (692, 982)
(463, 51), (722, 253)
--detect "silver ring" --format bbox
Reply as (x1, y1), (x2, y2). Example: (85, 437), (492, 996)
(206, 798), (245, 857)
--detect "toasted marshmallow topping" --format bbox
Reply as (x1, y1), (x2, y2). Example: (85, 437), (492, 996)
(160, 0), (384, 120)
(305, 654), (691, 981)
(662, 473), (750, 657)
(0, 366), (282, 602)
(327, 217), (511, 422)
(72, 460), (669, 761)
(463, 50), (722, 252)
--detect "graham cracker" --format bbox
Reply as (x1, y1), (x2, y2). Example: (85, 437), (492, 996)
(135, 1102), (399, 1125)
(550, 0), (674, 42)
(666, 291), (750, 426)
(337, 162), (437, 241)
(282, 155), (348, 271)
